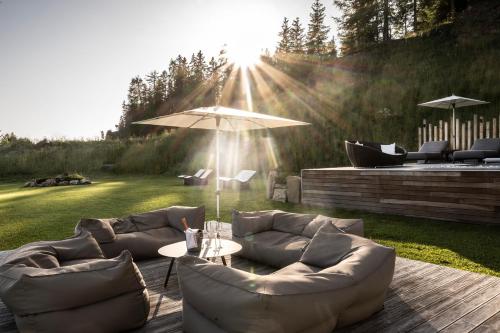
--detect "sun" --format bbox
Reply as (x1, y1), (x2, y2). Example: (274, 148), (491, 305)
(227, 44), (262, 68)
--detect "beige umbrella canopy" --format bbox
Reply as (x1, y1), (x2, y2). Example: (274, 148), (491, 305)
(418, 94), (489, 147)
(134, 106), (310, 222)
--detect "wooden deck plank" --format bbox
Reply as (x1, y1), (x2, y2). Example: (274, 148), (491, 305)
(409, 280), (500, 332)
(469, 311), (500, 333)
(440, 294), (500, 333)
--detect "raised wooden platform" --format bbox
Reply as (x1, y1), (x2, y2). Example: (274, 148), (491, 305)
(0, 224), (499, 332)
(301, 165), (500, 224)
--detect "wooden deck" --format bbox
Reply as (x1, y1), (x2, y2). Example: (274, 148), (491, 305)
(0, 224), (499, 332)
(301, 165), (500, 225)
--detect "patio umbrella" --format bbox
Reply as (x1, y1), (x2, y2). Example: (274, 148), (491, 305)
(418, 94), (489, 147)
(133, 106), (310, 223)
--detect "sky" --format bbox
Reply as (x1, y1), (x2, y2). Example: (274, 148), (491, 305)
(0, 0), (339, 140)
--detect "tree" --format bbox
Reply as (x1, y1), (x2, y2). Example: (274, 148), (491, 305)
(327, 35), (338, 57)
(189, 50), (207, 84)
(383, 0), (390, 41)
(334, 0), (381, 54)
(277, 17), (291, 54)
(289, 17), (306, 54)
(393, 0), (413, 37)
(306, 0), (330, 55)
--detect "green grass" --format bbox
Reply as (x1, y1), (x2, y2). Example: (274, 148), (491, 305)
(0, 175), (499, 277)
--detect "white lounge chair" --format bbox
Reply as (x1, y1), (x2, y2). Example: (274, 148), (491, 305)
(178, 169), (204, 180)
(220, 169), (257, 189)
(185, 169), (213, 186)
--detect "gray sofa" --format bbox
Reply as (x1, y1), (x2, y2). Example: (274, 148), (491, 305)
(0, 232), (150, 333)
(177, 221), (395, 333)
(75, 205), (205, 260)
(231, 210), (364, 267)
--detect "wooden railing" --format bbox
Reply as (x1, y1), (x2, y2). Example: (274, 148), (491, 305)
(418, 114), (500, 149)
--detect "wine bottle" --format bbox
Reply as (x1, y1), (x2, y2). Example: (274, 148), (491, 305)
(181, 217), (189, 231)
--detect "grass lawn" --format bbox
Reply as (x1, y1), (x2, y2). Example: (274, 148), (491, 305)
(0, 175), (499, 277)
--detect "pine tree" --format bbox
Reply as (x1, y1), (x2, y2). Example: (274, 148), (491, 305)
(327, 35), (338, 57)
(306, 0), (330, 55)
(277, 17), (291, 54)
(334, 0), (380, 54)
(383, 0), (390, 41)
(289, 17), (305, 54)
(394, 0), (413, 37)
(189, 50), (207, 84)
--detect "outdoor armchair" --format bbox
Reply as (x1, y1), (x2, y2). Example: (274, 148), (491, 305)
(453, 138), (500, 162)
(345, 140), (407, 168)
(406, 140), (449, 163)
(0, 232), (149, 333)
(177, 223), (395, 333)
(75, 205), (205, 260)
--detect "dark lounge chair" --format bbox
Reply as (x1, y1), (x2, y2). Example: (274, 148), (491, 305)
(453, 138), (500, 163)
(406, 140), (449, 163)
(345, 140), (407, 168)
(184, 169), (213, 185)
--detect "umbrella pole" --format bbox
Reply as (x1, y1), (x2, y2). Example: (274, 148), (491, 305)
(216, 117), (220, 224)
(452, 104), (456, 149)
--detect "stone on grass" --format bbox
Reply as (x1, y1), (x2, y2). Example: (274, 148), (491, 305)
(286, 176), (301, 204)
(272, 187), (287, 203)
(69, 180), (79, 185)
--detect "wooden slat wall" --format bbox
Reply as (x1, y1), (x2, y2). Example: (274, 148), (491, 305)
(301, 168), (500, 225)
(418, 115), (500, 149)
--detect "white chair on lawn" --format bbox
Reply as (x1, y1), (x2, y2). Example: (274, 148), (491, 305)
(220, 170), (257, 189)
(178, 169), (204, 180)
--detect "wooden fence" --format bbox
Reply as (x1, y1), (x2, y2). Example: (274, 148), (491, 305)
(418, 114), (500, 149)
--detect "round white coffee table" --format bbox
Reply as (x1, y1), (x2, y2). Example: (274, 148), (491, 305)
(158, 238), (242, 289)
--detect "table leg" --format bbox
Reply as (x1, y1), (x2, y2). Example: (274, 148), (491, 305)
(221, 256), (227, 266)
(164, 258), (175, 289)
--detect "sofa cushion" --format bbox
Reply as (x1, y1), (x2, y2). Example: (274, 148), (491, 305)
(302, 215), (332, 238)
(166, 206), (205, 232)
(470, 138), (500, 152)
(300, 223), (352, 268)
(109, 218), (138, 234)
(232, 210), (276, 237)
(1, 232), (104, 268)
(272, 212), (316, 235)
(234, 230), (309, 268)
(271, 262), (322, 275)
(78, 218), (116, 243)
(454, 150), (499, 160)
(406, 152), (443, 161)
(129, 208), (170, 231)
(332, 218), (364, 237)
(99, 227), (185, 260)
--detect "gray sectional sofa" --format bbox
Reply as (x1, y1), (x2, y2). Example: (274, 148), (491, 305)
(75, 205), (205, 260)
(0, 232), (149, 333)
(231, 210), (364, 267)
(177, 216), (395, 333)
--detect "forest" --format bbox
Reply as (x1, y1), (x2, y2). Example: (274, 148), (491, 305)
(2, 0), (499, 176)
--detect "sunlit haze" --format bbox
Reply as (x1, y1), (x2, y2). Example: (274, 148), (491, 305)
(0, 0), (338, 139)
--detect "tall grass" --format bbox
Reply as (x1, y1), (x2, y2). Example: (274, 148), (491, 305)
(0, 131), (210, 177)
